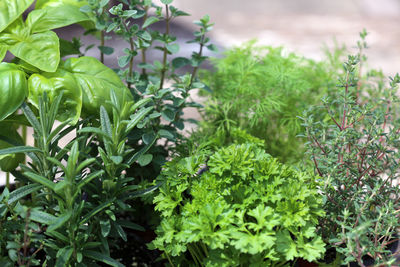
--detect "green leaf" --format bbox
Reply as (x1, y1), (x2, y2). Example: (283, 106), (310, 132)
(113, 221), (127, 241)
(36, 0), (89, 10)
(76, 170), (104, 191)
(78, 127), (112, 140)
(99, 0), (110, 8)
(118, 54), (131, 68)
(137, 154), (153, 166)
(118, 220), (145, 231)
(83, 250), (124, 267)
(54, 180), (68, 195)
(9, 31), (60, 72)
(106, 22), (118, 33)
(100, 106), (112, 138)
(142, 132), (156, 145)
(149, 112), (161, 119)
(276, 230), (298, 260)
(98, 45), (114, 55)
(100, 219), (111, 237)
(123, 10), (137, 18)
(161, 0), (173, 4)
(0, 128), (24, 172)
(142, 16), (159, 28)
(46, 230), (69, 243)
(0, 45), (7, 62)
(125, 106), (153, 133)
(126, 135), (156, 165)
(26, 4), (91, 33)
(8, 184), (41, 204)
(79, 5), (91, 13)
(137, 30), (151, 41)
(21, 103), (42, 134)
(0, 63), (28, 121)
(206, 44), (218, 52)
(161, 109), (175, 122)
(28, 69), (83, 124)
(166, 43), (179, 54)
(55, 246), (73, 267)
(8, 249), (18, 262)
(80, 199), (114, 225)
(158, 129), (174, 139)
(130, 97), (152, 112)
(47, 211), (72, 232)
(300, 236), (326, 262)
(30, 209), (57, 224)
(0, 146), (41, 156)
(110, 156), (123, 165)
(24, 172), (55, 191)
(0, 0), (34, 32)
(172, 57), (190, 69)
(62, 57), (133, 115)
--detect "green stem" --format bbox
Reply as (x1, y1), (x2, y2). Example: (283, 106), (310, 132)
(5, 172), (10, 189)
(165, 252), (175, 267)
(159, 4), (170, 90)
(189, 34), (205, 87)
(187, 244), (202, 267)
(122, 20), (135, 89)
(16, 124), (28, 189)
(100, 30), (105, 63)
(200, 241), (208, 257)
(141, 6), (149, 76)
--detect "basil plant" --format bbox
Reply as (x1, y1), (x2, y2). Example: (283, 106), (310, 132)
(0, 0), (133, 125)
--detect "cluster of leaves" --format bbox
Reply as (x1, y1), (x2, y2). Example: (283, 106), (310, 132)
(0, 0), (216, 178)
(78, 0), (217, 180)
(0, 92), (158, 266)
(0, 0), (136, 172)
(151, 142), (326, 266)
(0, 0), (217, 265)
(0, 0), (133, 123)
(301, 31), (400, 266)
(199, 41), (342, 163)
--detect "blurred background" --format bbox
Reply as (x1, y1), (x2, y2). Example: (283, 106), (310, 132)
(172, 0), (400, 75)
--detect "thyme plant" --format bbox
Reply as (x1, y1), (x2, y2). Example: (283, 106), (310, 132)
(301, 31), (400, 265)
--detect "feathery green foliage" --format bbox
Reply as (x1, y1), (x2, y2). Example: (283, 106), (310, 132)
(200, 41), (342, 163)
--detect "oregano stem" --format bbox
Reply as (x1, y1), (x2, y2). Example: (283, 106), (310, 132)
(100, 30), (105, 63)
(141, 6), (149, 76)
(122, 20), (135, 89)
(159, 4), (170, 89)
(5, 172), (9, 189)
(190, 34), (205, 86)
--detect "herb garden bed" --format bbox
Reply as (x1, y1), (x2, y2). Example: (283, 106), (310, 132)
(1, 0), (400, 266)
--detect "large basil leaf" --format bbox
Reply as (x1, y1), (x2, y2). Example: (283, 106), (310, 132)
(28, 69), (82, 124)
(0, 15), (59, 72)
(62, 57), (133, 115)
(0, 123), (25, 172)
(27, 4), (91, 33)
(0, 45), (6, 62)
(35, 0), (88, 9)
(0, 62), (28, 121)
(9, 31), (60, 72)
(0, 0), (34, 32)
